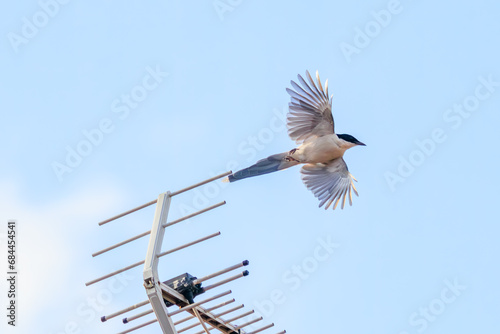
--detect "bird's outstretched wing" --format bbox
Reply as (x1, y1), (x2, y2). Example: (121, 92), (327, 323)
(300, 158), (358, 210)
(286, 70), (334, 144)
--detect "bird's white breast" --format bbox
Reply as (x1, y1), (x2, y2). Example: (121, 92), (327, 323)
(295, 134), (346, 163)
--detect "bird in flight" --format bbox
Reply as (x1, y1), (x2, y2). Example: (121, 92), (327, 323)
(224, 71), (365, 210)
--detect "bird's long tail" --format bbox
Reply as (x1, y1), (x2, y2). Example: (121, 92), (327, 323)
(224, 152), (300, 182)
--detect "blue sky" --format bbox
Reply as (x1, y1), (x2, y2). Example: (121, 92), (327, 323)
(1, 0), (500, 333)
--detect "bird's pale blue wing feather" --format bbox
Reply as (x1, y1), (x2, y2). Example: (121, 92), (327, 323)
(286, 71), (334, 144)
(300, 158), (358, 210)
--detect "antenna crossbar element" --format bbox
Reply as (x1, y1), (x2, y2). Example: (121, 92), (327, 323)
(92, 201), (226, 257)
(234, 317), (263, 330)
(97, 171), (231, 226)
(156, 232), (220, 258)
(98, 199), (157, 226)
(176, 318), (205, 333)
(117, 318), (158, 334)
(173, 299), (236, 326)
(204, 299), (236, 312)
(122, 308), (154, 324)
(224, 310), (255, 323)
(202, 271), (249, 292)
(213, 304), (244, 318)
(192, 260), (249, 285)
(245, 324), (277, 334)
(85, 232), (220, 286)
(101, 299), (150, 322)
(169, 171), (232, 197)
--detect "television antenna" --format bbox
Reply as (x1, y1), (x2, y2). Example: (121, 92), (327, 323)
(86, 171), (286, 334)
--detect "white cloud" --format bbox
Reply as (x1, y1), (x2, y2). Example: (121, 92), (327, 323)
(0, 179), (126, 333)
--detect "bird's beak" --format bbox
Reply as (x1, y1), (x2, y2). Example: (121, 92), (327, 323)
(357, 141), (366, 146)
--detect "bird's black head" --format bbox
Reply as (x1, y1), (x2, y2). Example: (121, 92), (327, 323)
(338, 134), (366, 146)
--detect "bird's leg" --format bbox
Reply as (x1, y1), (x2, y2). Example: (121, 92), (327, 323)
(285, 148), (300, 162)
(285, 156), (300, 162)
